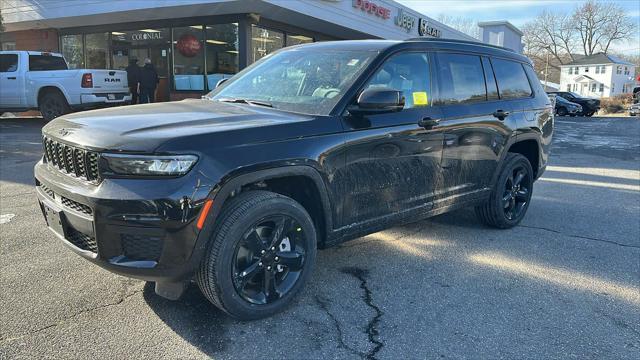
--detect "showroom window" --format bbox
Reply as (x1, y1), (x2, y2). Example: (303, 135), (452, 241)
(173, 26), (205, 91)
(205, 23), (239, 90)
(61, 34), (84, 69)
(85, 33), (109, 69)
(251, 26), (284, 63)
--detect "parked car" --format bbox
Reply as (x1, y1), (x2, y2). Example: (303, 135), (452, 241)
(630, 103), (640, 116)
(546, 91), (600, 116)
(0, 51), (131, 121)
(551, 93), (582, 116)
(35, 39), (553, 320)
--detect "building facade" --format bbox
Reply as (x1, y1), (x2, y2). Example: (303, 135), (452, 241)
(559, 53), (636, 98)
(477, 21), (523, 54)
(2, 0), (524, 101)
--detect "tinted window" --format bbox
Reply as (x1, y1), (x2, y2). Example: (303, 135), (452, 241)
(482, 57), (499, 100)
(435, 53), (486, 105)
(29, 55), (68, 71)
(363, 52), (430, 109)
(0, 54), (18, 72)
(492, 58), (532, 99)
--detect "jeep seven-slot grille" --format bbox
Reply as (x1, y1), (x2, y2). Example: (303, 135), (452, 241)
(42, 137), (100, 182)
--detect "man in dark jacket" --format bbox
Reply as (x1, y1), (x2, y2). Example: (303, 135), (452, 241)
(125, 58), (140, 105)
(139, 58), (159, 104)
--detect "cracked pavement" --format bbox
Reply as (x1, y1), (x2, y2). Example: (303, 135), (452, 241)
(1, 116), (639, 359)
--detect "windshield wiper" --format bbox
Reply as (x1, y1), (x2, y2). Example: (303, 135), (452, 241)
(217, 97), (273, 108)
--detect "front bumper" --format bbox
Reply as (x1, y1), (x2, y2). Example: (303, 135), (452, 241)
(34, 160), (213, 282)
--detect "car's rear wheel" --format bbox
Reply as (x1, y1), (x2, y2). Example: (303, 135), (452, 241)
(475, 153), (533, 229)
(197, 190), (317, 320)
(556, 107), (567, 116)
(585, 111), (595, 117)
(39, 91), (70, 122)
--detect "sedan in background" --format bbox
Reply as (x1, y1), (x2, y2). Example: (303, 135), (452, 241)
(553, 95), (582, 116)
(547, 91), (600, 116)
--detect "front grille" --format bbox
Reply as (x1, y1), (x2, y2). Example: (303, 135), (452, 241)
(61, 196), (92, 215)
(121, 234), (163, 261)
(40, 184), (55, 199)
(67, 228), (98, 253)
(42, 136), (100, 182)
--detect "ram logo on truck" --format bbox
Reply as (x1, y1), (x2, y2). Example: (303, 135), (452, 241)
(104, 78), (121, 83)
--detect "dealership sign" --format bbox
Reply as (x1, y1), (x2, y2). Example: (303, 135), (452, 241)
(131, 32), (163, 41)
(394, 8), (416, 33)
(418, 18), (442, 38)
(352, 0), (391, 20)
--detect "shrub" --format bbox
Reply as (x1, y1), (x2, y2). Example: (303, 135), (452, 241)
(600, 94), (633, 114)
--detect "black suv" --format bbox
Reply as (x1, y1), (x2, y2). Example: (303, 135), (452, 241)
(547, 91), (600, 116)
(35, 39), (553, 319)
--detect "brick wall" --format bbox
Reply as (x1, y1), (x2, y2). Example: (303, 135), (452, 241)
(13, 29), (59, 52)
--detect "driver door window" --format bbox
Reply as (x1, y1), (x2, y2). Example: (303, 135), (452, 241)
(363, 52), (431, 109)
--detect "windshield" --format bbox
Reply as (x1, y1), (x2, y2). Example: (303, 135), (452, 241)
(208, 47), (378, 115)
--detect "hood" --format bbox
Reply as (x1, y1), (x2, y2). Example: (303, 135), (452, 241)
(43, 99), (314, 152)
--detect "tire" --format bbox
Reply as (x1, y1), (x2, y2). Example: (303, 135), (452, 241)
(197, 190), (317, 320)
(39, 91), (70, 122)
(556, 107), (567, 117)
(585, 111), (595, 117)
(475, 153), (534, 229)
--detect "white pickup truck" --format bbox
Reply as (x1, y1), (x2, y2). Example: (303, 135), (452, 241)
(0, 51), (131, 121)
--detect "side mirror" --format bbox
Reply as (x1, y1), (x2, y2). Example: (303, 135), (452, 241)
(215, 78), (229, 88)
(350, 88), (404, 114)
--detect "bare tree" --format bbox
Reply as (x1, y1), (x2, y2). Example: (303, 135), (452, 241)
(522, 11), (576, 65)
(437, 14), (480, 39)
(573, 0), (635, 55)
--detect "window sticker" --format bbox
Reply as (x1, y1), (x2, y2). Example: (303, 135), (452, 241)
(347, 59), (360, 66)
(413, 91), (428, 105)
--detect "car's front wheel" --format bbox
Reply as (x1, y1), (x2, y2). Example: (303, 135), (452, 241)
(197, 190), (317, 320)
(556, 107), (567, 116)
(475, 153), (534, 229)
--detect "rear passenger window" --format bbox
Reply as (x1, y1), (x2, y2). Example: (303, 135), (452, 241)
(435, 53), (486, 105)
(0, 54), (18, 72)
(363, 52), (430, 109)
(29, 55), (68, 71)
(492, 58), (532, 99)
(482, 57), (499, 101)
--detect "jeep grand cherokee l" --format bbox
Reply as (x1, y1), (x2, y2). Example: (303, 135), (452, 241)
(35, 39), (553, 320)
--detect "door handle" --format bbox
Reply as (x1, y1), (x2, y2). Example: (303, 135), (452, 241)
(7, 77), (17, 80)
(418, 117), (440, 129)
(493, 109), (510, 120)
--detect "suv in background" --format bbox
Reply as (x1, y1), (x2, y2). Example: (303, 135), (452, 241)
(547, 91), (600, 116)
(551, 94), (582, 116)
(35, 39), (553, 319)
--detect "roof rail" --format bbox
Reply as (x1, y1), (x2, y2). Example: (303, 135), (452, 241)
(404, 37), (515, 53)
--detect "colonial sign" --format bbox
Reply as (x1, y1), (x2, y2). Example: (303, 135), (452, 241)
(352, 0), (391, 20)
(131, 32), (163, 41)
(394, 8), (416, 33)
(418, 18), (442, 38)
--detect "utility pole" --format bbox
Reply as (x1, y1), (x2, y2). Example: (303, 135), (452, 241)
(543, 52), (550, 89)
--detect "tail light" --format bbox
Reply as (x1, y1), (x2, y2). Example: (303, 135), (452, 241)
(81, 73), (93, 88)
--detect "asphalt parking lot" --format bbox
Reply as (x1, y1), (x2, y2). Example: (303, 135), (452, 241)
(1, 115), (639, 359)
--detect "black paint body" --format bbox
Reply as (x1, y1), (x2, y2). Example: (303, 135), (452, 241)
(35, 39), (553, 283)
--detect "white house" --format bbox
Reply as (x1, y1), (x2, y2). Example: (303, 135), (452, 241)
(559, 53), (636, 98)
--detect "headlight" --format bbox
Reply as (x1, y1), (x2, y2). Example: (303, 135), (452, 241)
(101, 154), (198, 177)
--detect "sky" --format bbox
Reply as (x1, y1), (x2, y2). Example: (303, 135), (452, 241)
(396, 0), (640, 55)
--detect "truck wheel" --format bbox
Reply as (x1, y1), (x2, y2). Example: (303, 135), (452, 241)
(39, 91), (70, 121)
(556, 107), (567, 116)
(197, 190), (317, 320)
(475, 153), (533, 229)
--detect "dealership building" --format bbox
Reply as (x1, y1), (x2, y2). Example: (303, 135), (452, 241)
(1, 0), (523, 101)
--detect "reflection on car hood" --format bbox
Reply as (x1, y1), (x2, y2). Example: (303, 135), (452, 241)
(42, 99), (312, 152)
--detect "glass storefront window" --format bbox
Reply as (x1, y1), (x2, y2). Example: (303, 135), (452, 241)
(111, 29), (170, 70)
(286, 34), (313, 47)
(206, 23), (239, 90)
(173, 26), (205, 91)
(61, 34), (84, 69)
(86, 33), (109, 69)
(251, 26), (283, 63)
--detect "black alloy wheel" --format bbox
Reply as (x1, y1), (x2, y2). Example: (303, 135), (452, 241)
(501, 165), (531, 221)
(232, 215), (307, 305)
(475, 153), (534, 229)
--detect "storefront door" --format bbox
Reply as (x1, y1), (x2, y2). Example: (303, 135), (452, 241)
(112, 46), (169, 102)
